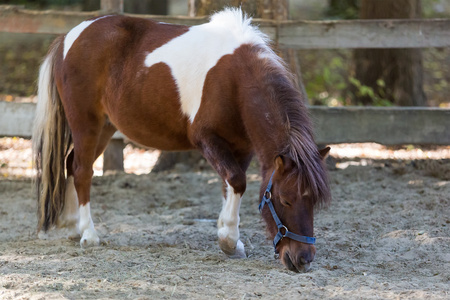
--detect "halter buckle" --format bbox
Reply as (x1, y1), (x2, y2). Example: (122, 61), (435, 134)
(279, 225), (289, 237)
(264, 190), (272, 200)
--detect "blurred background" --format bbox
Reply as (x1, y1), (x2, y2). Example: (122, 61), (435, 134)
(0, 0), (449, 107)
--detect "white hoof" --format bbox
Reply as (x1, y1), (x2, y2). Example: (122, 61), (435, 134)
(218, 235), (246, 258)
(230, 240), (246, 259)
(80, 228), (99, 248)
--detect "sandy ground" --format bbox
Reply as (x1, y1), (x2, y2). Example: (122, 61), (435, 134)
(0, 139), (449, 299)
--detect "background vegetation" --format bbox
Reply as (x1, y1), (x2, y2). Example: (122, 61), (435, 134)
(0, 0), (449, 107)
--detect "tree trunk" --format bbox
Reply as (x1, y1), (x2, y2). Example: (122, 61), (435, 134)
(100, 0), (123, 13)
(189, 0), (264, 17)
(352, 0), (426, 106)
(103, 140), (125, 173)
(82, 0), (100, 11)
(124, 0), (168, 15)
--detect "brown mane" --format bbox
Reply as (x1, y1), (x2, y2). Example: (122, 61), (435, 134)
(256, 47), (331, 208)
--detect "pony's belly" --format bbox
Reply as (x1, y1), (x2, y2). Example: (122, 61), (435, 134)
(114, 118), (193, 151)
(117, 120), (193, 151)
(125, 132), (193, 151)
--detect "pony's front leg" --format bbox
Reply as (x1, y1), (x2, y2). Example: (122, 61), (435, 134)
(217, 180), (246, 258)
(194, 134), (251, 258)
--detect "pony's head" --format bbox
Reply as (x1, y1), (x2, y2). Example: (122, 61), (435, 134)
(260, 147), (330, 272)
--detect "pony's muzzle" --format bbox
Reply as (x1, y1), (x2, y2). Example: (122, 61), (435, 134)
(279, 241), (316, 273)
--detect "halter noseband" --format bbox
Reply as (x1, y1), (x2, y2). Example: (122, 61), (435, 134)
(259, 170), (316, 254)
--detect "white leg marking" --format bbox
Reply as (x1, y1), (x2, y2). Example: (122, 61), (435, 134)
(63, 15), (112, 59)
(144, 8), (268, 123)
(217, 196), (227, 229)
(56, 176), (80, 238)
(218, 181), (246, 258)
(79, 203), (99, 247)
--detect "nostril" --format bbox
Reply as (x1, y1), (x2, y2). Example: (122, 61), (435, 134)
(300, 253), (314, 265)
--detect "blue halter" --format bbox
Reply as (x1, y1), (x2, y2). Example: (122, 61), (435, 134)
(259, 170), (316, 253)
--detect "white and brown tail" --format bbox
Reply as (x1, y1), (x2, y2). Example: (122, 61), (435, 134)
(32, 38), (72, 232)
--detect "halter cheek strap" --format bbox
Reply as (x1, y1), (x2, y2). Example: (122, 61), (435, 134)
(259, 170), (316, 253)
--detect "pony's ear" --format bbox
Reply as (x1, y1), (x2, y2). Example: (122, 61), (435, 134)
(319, 146), (331, 160)
(274, 155), (295, 174)
(275, 155), (284, 173)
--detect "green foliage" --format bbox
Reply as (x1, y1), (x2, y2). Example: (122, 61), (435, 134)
(302, 52), (349, 106)
(325, 0), (360, 20)
(303, 58), (392, 107)
(0, 33), (54, 96)
(349, 77), (392, 106)
(422, 0), (450, 18)
(301, 49), (396, 107)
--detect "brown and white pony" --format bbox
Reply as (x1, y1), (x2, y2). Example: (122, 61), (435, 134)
(33, 8), (331, 272)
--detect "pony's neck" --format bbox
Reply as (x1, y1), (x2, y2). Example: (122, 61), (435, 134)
(236, 50), (331, 207)
(239, 66), (312, 173)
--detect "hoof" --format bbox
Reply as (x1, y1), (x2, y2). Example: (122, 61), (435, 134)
(80, 229), (100, 248)
(219, 238), (246, 258)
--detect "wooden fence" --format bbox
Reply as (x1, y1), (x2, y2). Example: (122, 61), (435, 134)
(1, 101), (448, 145)
(1, 5), (450, 48)
(1, 4), (449, 170)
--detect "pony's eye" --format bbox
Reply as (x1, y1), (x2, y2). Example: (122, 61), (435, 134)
(280, 197), (292, 207)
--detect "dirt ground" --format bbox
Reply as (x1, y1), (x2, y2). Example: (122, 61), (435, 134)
(0, 140), (449, 299)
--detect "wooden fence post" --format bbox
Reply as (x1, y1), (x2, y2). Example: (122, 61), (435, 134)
(103, 139), (125, 173)
(101, 0), (124, 14)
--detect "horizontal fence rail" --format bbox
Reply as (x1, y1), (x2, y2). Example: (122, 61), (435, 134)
(2, 102), (449, 145)
(1, 6), (450, 49)
(311, 106), (450, 145)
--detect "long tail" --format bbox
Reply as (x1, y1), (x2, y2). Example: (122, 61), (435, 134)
(32, 37), (72, 232)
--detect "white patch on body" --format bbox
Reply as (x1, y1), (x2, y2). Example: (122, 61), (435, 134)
(63, 15), (111, 59)
(78, 203), (99, 247)
(144, 8), (269, 123)
(217, 180), (246, 258)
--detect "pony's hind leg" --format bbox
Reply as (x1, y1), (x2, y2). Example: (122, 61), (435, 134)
(68, 119), (116, 247)
(55, 150), (80, 238)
